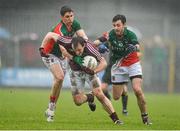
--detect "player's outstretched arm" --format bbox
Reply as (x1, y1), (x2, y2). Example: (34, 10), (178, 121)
(94, 32), (109, 46)
(39, 32), (59, 58)
(41, 32), (59, 48)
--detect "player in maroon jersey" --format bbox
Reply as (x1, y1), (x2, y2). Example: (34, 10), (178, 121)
(41, 32), (124, 125)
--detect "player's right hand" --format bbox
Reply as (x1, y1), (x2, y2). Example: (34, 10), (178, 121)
(73, 56), (84, 66)
(102, 32), (109, 40)
(123, 44), (138, 57)
(97, 32), (109, 43)
(39, 47), (49, 58)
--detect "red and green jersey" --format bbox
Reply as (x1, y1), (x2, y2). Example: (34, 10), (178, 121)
(108, 27), (139, 66)
(44, 19), (81, 57)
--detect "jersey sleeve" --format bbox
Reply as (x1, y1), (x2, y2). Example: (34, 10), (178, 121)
(86, 42), (102, 62)
(57, 36), (72, 46)
(129, 31), (139, 45)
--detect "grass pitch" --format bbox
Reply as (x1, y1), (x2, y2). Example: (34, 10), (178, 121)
(0, 87), (180, 130)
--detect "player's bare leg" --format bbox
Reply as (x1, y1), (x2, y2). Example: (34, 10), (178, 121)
(72, 91), (86, 106)
(131, 77), (152, 125)
(112, 84), (124, 101)
(71, 89), (95, 112)
(92, 78), (123, 125)
(45, 63), (64, 122)
(122, 86), (128, 115)
(70, 72), (96, 111)
(93, 87), (123, 125)
(101, 83), (111, 100)
(112, 84), (128, 115)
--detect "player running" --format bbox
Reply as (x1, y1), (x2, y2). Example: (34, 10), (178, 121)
(98, 43), (129, 115)
(41, 32), (124, 125)
(39, 5), (88, 122)
(94, 14), (152, 125)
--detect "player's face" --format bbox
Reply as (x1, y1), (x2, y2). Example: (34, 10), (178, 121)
(113, 20), (125, 36)
(74, 43), (85, 56)
(61, 12), (74, 26)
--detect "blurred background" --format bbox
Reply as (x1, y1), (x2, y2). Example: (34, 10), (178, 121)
(0, 0), (180, 93)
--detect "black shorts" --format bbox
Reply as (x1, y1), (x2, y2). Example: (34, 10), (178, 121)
(102, 64), (112, 84)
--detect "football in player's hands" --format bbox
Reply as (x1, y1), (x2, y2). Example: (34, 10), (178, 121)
(82, 56), (97, 70)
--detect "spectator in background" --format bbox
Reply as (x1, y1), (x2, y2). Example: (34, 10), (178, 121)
(39, 5), (88, 122)
(151, 35), (168, 88)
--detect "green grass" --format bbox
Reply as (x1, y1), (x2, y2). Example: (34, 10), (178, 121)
(0, 87), (180, 130)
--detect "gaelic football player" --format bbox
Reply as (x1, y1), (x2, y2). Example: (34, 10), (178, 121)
(41, 33), (124, 125)
(94, 14), (152, 125)
(39, 5), (88, 122)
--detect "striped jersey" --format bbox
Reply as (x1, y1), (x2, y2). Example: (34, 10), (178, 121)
(57, 36), (102, 71)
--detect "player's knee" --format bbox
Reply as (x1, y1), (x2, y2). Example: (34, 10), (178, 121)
(134, 89), (146, 105)
(134, 89), (142, 97)
(113, 95), (120, 101)
(55, 74), (64, 82)
(138, 92), (146, 105)
(74, 101), (82, 106)
(73, 95), (83, 106)
(73, 98), (83, 106)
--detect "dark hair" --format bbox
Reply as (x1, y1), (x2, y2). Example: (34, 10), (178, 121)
(112, 14), (126, 24)
(60, 5), (73, 16)
(71, 36), (86, 49)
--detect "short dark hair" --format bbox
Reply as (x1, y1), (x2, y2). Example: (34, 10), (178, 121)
(60, 5), (73, 16)
(112, 14), (126, 24)
(71, 36), (86, 49)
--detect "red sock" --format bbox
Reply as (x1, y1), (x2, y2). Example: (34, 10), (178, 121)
(50, 96), (56, 103)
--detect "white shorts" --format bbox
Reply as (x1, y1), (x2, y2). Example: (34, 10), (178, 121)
(111, 61), (142, 84)
(42, 54), (67, 74)
(69, 70), (101, 95)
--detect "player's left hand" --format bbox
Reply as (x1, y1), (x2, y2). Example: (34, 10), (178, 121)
(81, 66), (95, 75)
(98, 43), (109, 53)
(73, 56), (84, 66)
